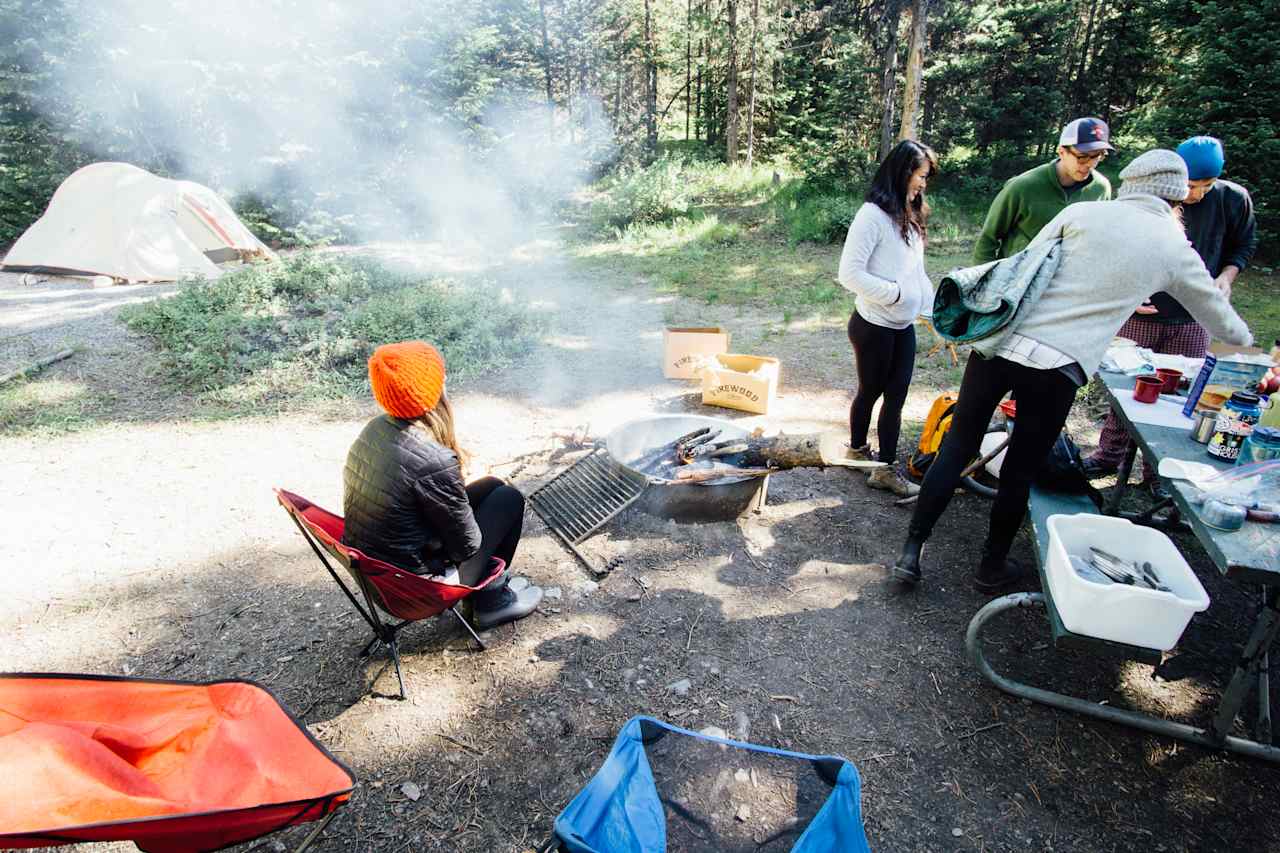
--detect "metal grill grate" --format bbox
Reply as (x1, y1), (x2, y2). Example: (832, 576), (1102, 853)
(528, 448), (648, 574)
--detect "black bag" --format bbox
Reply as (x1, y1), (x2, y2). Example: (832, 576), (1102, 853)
(1035, 432), (1104, 509)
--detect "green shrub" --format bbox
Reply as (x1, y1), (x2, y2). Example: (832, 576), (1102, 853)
(121, 253), (544, 397)
(589, 156), (694, 229)
(772, 181), (861, 243)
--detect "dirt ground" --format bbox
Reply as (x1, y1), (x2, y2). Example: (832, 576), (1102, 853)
(3, 233), (1279, 853)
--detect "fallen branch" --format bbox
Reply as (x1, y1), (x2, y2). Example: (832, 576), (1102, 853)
(956, 722), (1005, 740)
(0, 348), (75, 386)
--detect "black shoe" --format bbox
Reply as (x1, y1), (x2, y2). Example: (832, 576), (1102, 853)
(891, 539), (924, 586)
(1080, 457), (1118, 481)
(974, 556), (1031, 594)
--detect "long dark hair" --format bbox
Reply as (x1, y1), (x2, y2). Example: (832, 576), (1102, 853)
(865, 139), (938, 243)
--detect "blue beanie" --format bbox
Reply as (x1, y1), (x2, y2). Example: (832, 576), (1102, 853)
(1177, 136), (1224, 180)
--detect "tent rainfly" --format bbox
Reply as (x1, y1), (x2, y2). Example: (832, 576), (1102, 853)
(1, 162), (277, 283)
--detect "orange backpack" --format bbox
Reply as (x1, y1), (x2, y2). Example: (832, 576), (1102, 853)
(907, 393), (958, 478)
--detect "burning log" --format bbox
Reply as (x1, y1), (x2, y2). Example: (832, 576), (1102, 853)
(674, 465), (773, 484)
(631, 427), (718, 477)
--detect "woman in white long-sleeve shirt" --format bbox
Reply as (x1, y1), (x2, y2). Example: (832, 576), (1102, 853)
(837, 139), (938, 496)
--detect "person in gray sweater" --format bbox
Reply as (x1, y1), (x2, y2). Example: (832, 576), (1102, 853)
(892, 149), (1252, 592)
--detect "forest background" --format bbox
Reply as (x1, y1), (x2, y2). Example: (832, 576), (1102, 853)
(1, 0), (1276, 252)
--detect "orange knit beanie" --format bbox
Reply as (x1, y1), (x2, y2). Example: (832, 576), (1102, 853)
(367, 341), (446, 419)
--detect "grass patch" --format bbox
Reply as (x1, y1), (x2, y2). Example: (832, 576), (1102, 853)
(1234, 268), (1280, 350)
(120, 253), (545, 405)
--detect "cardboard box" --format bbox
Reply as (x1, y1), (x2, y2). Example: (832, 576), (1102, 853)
(701, 353), (780, 415)
(663, 327), (731, 379)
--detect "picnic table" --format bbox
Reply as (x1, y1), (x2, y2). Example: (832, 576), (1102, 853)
(966, 371), (1280, 763)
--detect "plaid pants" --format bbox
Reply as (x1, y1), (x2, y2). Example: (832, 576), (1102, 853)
(1089, 317), (1211, 475)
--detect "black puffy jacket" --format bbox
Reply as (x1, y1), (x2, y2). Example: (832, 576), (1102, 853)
(342, 415), (482, 574)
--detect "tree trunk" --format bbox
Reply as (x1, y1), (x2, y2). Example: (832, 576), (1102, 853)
(537, 0), (555, 138)
(876, 0), (903, 161)
(898, 0), (927, 142)
(725, 0), (739, 162)
(686, 0), (693, 140)
(745, 0), (760, 166)
(1071, 0), (1100, 116)
(644, 0), (658, 157)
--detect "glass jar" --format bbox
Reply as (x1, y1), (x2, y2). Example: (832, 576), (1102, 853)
(1240, 426), (1280, 464)
(1207, 391), (1262, 462)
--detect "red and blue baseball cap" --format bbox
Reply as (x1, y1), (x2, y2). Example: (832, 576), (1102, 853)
(1058, 117), (1114, 153)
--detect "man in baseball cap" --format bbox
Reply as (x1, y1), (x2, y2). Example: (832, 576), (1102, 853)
(973, 117), (1114, 264)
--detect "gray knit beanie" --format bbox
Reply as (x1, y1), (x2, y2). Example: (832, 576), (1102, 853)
(1118, 149), (1189, 202)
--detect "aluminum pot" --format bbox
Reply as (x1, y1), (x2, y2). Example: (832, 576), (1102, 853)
(606, 414), (765, 522)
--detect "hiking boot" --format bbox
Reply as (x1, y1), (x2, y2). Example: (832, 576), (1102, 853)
(472, 578), (544, 629)
(843, 442), (874, 462)
(891, 538), (924, 586)
(974, 556), (1032, 594)
(866, 464), (920, 497)
(1080, 456), (1118, 481)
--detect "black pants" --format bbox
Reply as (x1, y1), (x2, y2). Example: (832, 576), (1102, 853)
(459, 477), (525, 586)
(848, 312), (916, 463)
(908, 353), (1077, 561)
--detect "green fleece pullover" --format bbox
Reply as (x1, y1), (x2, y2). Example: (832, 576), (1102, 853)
(972, 161), (1111, 264)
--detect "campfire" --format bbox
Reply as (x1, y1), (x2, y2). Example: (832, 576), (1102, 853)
(628, 425), (773, 485)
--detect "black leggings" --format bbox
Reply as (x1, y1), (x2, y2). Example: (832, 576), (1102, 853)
(848, 312), (916, 463)
(458, 477), (525, 586)
(908, 353), (1077, 561)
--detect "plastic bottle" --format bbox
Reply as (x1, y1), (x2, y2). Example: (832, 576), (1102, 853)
(1207, 391), (1262, 462)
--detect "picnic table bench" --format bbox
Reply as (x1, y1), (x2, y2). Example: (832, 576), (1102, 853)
(966, 372), (1280, 762)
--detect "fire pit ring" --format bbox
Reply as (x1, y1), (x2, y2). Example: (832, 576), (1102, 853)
(606, 414), (766, 522)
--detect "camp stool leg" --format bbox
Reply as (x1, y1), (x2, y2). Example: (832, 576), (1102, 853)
(387, 634), (408, 701)
(292, 809), (341, 853)
(287, 513), (379, 634)
(353, 572), (410, 701)
(449, 604), (487, 650)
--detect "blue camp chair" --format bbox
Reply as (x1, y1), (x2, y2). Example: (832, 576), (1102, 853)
(542, 716), (871, 852)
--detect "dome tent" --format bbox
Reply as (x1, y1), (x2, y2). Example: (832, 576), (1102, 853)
(2, 162), (277, 283)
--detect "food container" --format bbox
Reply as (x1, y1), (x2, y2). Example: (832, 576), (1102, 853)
(1240, 426), (1280, 464)
(1207, 391), (1262, 461)
(1196, 384), (1233, 412)
(1156, 368), (1183, 394)
(1190, 407), (1218, 443)
(1045, 514), (1209, 651)
(1133, 375), (1162, 403)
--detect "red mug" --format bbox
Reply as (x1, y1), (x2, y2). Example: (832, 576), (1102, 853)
(1134, 375), (1162, 403)
(1155, 368), (1182, 394)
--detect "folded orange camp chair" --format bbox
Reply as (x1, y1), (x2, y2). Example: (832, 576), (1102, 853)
(0, 673), (353, 852)
(276, 488), (505, 700)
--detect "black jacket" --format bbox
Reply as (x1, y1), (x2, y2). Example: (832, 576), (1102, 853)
(1147, 179), (1258, 324)
(342, 415), (482, 574)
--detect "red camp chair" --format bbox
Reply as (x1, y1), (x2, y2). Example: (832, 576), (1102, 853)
(275, 489), (504, 700)
(0, 673), (353, 853)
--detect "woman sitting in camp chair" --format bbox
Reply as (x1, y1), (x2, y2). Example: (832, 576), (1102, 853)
(343, 340), (543, 629)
